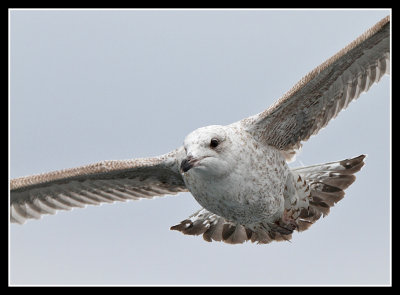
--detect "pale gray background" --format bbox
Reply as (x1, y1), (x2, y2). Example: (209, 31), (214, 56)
(9, 9), (391, 285)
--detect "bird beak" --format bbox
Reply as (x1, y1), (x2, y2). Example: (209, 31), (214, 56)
(180, 155), (197, 173)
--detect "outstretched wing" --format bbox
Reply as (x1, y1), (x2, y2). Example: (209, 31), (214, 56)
(10, 148), (187, 224)
(239, 16), (390, 157)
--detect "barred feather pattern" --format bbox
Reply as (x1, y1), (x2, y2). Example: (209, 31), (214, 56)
(170, 208), (293, 244)
(291, 154), (366, 232)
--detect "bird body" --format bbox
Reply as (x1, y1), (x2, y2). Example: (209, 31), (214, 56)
(180, 124), (289, 226)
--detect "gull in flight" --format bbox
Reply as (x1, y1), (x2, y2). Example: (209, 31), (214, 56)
(10, 16), (390, 244)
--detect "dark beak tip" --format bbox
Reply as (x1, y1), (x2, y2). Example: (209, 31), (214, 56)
(180, 158), (193, 173)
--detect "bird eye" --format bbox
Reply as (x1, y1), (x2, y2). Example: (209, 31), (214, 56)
(210, 138), (219, 148)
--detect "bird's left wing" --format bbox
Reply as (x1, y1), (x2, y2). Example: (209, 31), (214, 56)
(239, 16), (390, 159)
(10, 148), (187, 224)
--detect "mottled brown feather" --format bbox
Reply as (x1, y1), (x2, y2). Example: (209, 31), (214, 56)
(241, 16), (389, 153)
(10, 149), (187, 224)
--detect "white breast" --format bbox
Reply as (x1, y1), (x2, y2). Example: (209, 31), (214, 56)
(183, 129), (290, 225)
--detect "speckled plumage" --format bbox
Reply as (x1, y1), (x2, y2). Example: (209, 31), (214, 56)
(180, 124), (290, 226)
(10, 16), (389, 244)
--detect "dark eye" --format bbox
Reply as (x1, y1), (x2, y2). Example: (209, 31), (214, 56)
(210, 138), (219, 148)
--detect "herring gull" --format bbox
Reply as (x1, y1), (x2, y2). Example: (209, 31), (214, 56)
(10, 16), (390, 244)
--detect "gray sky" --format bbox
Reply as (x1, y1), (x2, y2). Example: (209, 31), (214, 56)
(9, 9), (391, 285)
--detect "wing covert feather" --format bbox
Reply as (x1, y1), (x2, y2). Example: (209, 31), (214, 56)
(10, 149), (187, 224)
(240, 16), (390, 153)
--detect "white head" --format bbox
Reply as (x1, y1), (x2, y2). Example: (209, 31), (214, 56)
(180, 125), (237, 178)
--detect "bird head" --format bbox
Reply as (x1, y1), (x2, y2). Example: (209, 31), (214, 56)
(180, 125), (236, 178)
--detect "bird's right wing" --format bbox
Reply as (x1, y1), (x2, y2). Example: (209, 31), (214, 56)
(10, 148), (188, 224)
